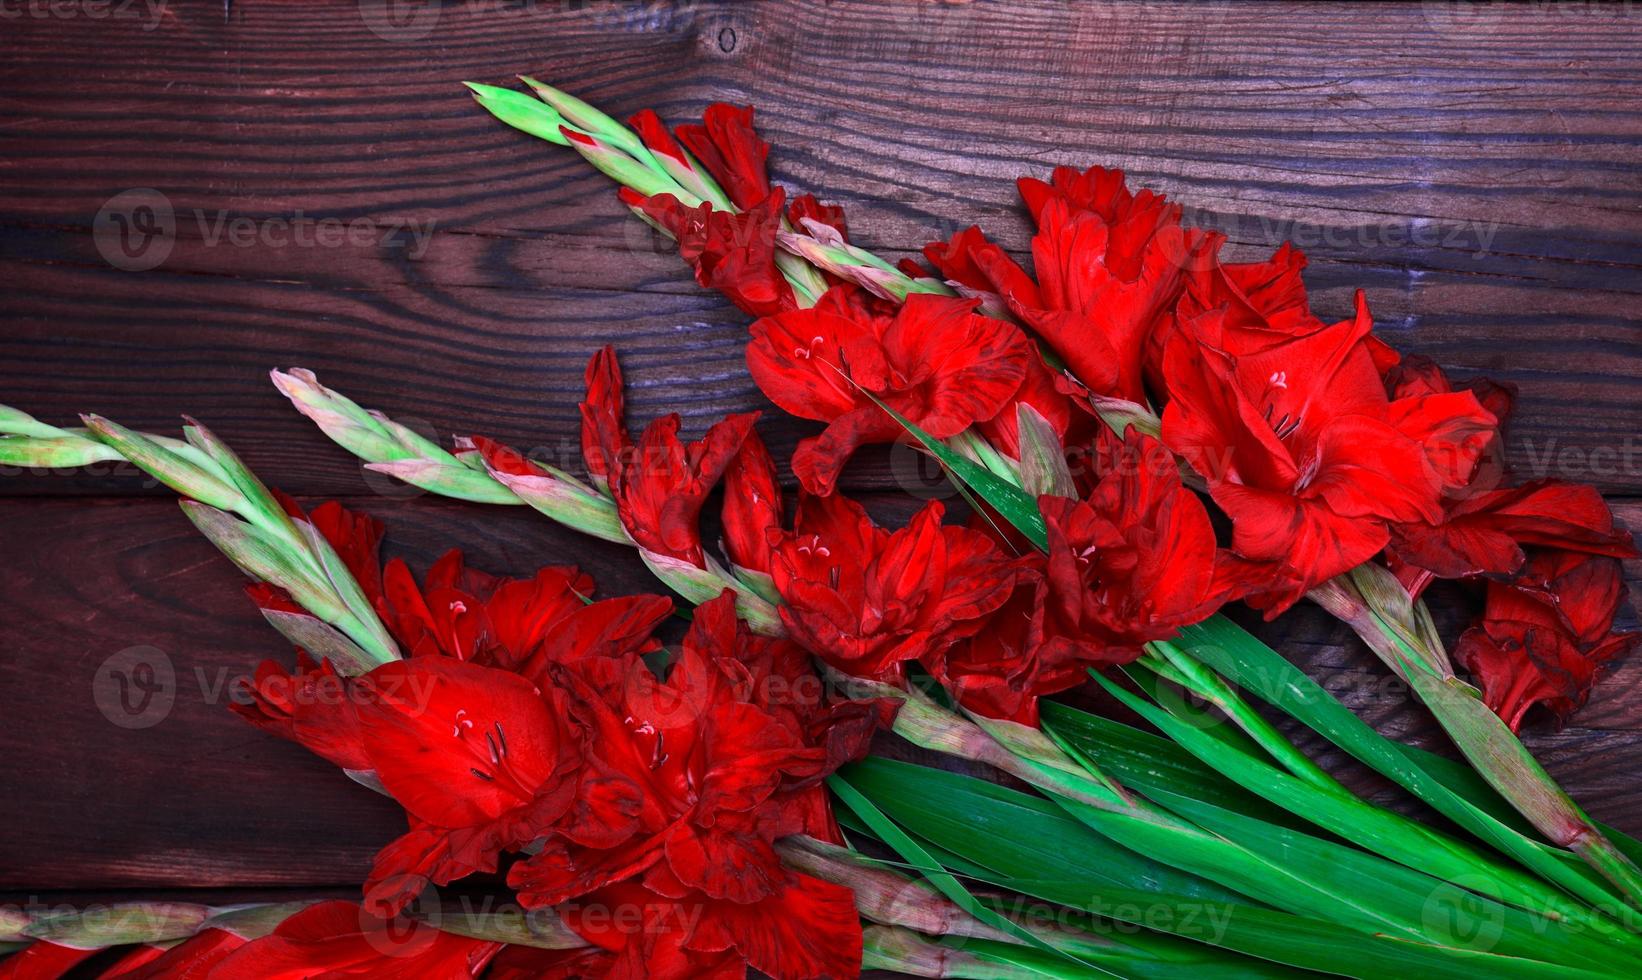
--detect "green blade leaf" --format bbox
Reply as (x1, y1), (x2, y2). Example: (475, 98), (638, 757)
(845, 759), (1604, 979)
(854, 388), (1046, 548)
(1175, 615), (1627, 912)
(827, 773), (1114, 976)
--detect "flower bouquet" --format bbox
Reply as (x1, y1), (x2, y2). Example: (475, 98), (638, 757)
(2, 77), (1640, 979)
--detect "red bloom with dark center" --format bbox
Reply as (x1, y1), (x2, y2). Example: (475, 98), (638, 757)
(1162, 307), (1446, 610)
(674, 103), (771, 210)
(353, 656), (593, 913)
(767, 494), (1021, 682)
(1457, 551), (1639, 731)
(578, 345), (757, 566)
(1038, 426), (1268, 661)
(210, 901), (501, 979)
(748, 286), (1032, 494)
(623, 188), (795, 318)
(507, 594), (879, 980)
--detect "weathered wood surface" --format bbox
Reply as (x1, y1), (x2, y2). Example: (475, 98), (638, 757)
(4, 0), (1641, 496)
(2, 0), (1641, 957)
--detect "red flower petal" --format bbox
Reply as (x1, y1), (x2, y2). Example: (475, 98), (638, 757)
(354, 658), (570, 828)
(209, 901), (500, 980)
(674, 103), (770, 211)
(721, 427), (785, 576)
(750, 289), (1031, 495)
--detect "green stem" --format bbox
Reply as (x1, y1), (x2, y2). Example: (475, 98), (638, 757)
(1314, 572), (1642, 910)
(1143, 639), (1336, 792)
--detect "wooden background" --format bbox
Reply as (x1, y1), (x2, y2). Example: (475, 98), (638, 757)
(3, 0), (1641, 964)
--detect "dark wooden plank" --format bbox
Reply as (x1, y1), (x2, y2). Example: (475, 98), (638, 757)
(0, 257), (823, 499)
(0, 495), (658, 889)
(3, 494), (1640, 889)
(2, 0), (1641, 493)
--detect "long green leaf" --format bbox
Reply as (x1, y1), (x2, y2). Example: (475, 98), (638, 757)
(1175, 616), (1626, 912)
(827, 774), (1112, 976)
(857, 391), (1046, 548)
(1090, 659), (1628, 965)
(1388, 739), (1642, 867)
(845, 759), (1610, 979)
(1101, 667), (1631, 948)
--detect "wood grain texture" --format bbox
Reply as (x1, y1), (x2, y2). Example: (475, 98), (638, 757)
(2, 0), (1640, 494)
(3, 1), (1642, 966)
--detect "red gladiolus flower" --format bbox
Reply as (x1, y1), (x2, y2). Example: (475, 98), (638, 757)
(619, 413), (759, 566)
(674, 103), (770, 211)
(507, 594), (881, 980)
(721, 427), (785, 578)
(1038, 426), (1268, 661)
(977, 167), (1219, 403)
(927, 571), (1091, 726)
(622, 187), (795, 317)
(1389, 481), (1639, 589)
(210, 901), (501, 979)
(380, 552), (593, 668)
(768, 494), (1020, 682)
(232, 651), (370, 773)
(1457, 551), (1639, 731)
(355, 656), (592, 913)
(223, 491), (881, 978)
(578, 345), (758, 567)
(748, 286), (1032, 494)
(1154, 249), (1400, 402)
(1162, 307), (1446, 611)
